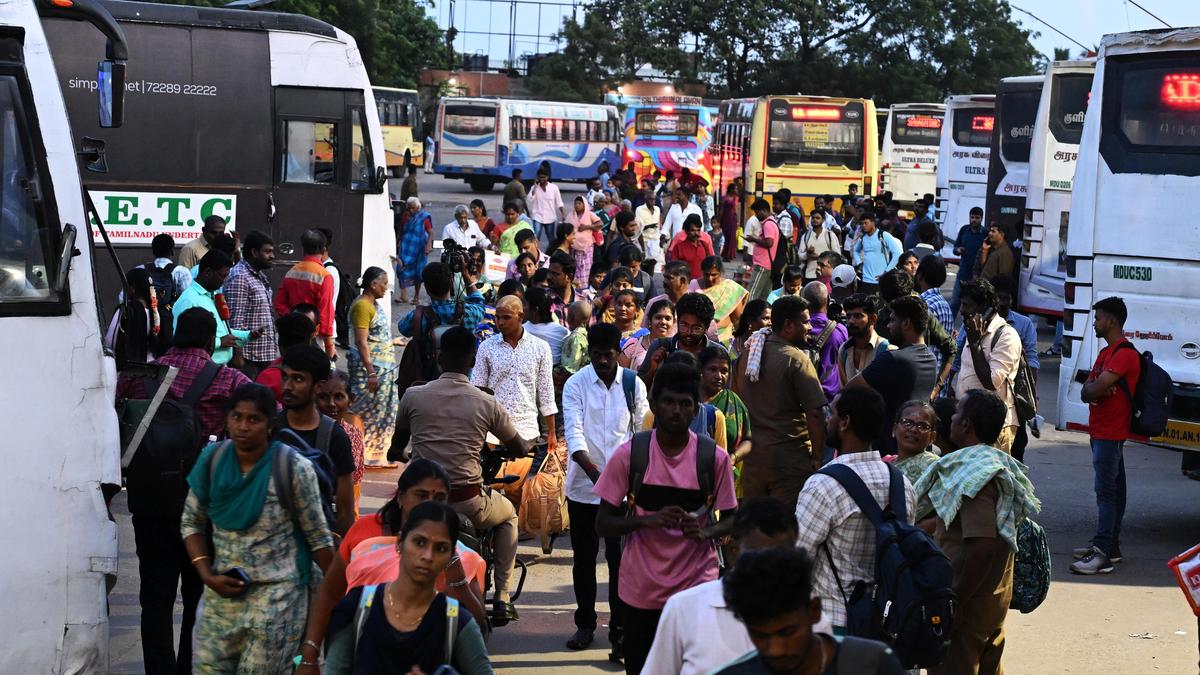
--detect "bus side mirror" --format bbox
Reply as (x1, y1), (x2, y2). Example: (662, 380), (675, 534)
(54, 223), (79, 293)
(374, 166), (387, 193)
(98, 59), (125, 128)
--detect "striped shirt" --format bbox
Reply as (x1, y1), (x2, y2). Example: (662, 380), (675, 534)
(223, 260), (278, 363)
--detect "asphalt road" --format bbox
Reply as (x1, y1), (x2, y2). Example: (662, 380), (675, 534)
(107, 176), (1200, 672)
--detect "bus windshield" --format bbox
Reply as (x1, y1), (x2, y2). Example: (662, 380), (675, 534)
(767, 102), (864, 170)
(999, 89), (1041, 162)
(635, 110), (698, 137)
(952, 108), (994, 147)
(443, 105), (496, 135)
(891, 111), (943, 146)
(1049, 74), (1091, 144)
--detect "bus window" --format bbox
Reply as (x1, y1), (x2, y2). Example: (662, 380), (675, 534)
(0, 79), (59, 303)
(952, 108), (994, 147)
(635, 110), (699, 136)
(443, 105), (497, 135)
(350, 107), (374, 191)
(1048, 73), (1092, 144)
(999, 89), (1040, 162)
(766, 103), (864, 170)
(281, 120), (338, 184)
(891, 112), (943, 146)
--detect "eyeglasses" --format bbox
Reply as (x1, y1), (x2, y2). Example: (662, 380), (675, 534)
(677, 322), (706, 335)
(897, 419), (933, 433)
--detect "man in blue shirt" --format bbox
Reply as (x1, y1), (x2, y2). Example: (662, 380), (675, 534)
(172, 249), (255, 365)
(851, 213), (903, 294)
(950, 206), (987, 318)
(903, 199), (941, 251)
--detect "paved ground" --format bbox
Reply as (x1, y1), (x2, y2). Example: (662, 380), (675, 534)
(108, 174), (1200, 672)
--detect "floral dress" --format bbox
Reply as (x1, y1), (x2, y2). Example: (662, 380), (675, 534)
(347, 297), (398, 467)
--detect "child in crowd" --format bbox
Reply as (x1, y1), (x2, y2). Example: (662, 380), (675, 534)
(316, 370), (366, 516)
(559, 300), (594, 376)
(581, 260), (608, 302)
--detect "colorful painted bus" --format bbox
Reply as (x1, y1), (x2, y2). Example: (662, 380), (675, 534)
(434, 97), (620, 191)
(713, 95), (880, 213)
(622, 96), (715, 189)
(374, 86), (423, 174)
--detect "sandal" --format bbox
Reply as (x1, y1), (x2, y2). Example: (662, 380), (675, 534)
(566, 628), (594, 650)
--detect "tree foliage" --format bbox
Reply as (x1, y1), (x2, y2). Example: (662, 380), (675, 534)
(150, 0), (446, 88)
(529, 0), (1043, 106)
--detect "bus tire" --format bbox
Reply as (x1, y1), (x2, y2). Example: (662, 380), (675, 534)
(468, 177), (494, 193)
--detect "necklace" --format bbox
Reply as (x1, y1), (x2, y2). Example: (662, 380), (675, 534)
(383, 585), (428, 631)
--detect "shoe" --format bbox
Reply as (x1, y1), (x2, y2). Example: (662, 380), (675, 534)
(608, 631), (624, 664)
(490, 600), (519, 627)
(566, 629), (594, 650)
(1070, 546), (1115, 575)
(1039, 347), (1062, 358)
(1073, 545), (1123, 563)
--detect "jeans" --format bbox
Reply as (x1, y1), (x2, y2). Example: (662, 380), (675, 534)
(535, 220), (556, 249)
(566, 500), (625, 634)
(1091, 439), (1127, 555)
(623, 606), (663, 675)
(1053, 319), (1064, 351)
(132, 514), (203, 675)
(949, 274), (965, 319)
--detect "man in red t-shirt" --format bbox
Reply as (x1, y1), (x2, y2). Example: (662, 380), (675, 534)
(666, 214), (714, 280)
(1071, 296), (1141, 575)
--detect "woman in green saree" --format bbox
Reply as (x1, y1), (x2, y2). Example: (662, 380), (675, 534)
(691, 255), (747, 346)
(699, 345), (752, 498)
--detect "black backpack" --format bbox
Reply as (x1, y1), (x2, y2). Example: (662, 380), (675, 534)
(325, 260), (358, 348)
(1114, 341), (1173, 437)
(121, 361), (221, 518)
(818, 463), (956, 669)
(626, 430), (717, 527)
(274, 414), (340, 529)
(388, 304), (463, 462)
(141, 262), (180, 309)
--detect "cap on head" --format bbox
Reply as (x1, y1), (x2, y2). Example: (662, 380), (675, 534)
(831, 264), (858, 288)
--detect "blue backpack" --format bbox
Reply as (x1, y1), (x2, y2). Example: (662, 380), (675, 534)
(818, 463), (956, 669)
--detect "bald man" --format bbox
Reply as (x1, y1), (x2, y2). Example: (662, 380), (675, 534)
(802, 280), (850, 400)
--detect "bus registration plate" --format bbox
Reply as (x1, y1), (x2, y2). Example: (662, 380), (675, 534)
(1154, 420), (1200, 450)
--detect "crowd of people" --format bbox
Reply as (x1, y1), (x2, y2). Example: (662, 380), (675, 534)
(108, 167), (1148, 675)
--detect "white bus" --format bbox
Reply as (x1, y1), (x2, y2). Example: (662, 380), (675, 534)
(1058, 28), (1200, 452)
(44, 1), (395, 305)
(3, 0), (127, 669)
(1019, 59), (1095, 319)
(434, 96), (621, 192)
(983, 75), (1044, 245)
(880, 103), (945, 205)
(934, 95), (994, 260)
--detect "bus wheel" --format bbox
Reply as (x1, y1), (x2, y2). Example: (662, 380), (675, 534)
(468, 178), (494, 193)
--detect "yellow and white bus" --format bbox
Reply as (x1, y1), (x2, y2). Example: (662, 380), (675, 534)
(714, 95), (880, 213)
(374, 86), (423, 174)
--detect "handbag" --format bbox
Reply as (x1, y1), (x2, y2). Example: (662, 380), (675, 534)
(518, 441), (570, 554)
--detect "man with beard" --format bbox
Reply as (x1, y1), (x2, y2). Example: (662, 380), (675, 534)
(639, 292), (722, 387)
(792, 387), (916, 636)
(223, 230), (278, 378)
(276, 344), (357, 535)
(837, 294), (892, 386)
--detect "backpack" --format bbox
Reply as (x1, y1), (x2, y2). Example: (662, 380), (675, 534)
(805, 320), (840, 381)
(120, 360), (222, 518)
(274, 414), (340, 530)
(1114, 341), (1173, 437)
(817, 463), (956, 669)
(354, 585), (460, 664)
(141, 262), (179, 308)
(325, 260), (357, 348)
(991, 326), (1037, 423)
(627, 430), (718, 526)
(388, 304), (464, 461)
(1010, 517), (1051, 613)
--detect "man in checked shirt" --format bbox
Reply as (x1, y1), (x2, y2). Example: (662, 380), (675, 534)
(793, 386), (916, 635)
(223, 230), (278, 378)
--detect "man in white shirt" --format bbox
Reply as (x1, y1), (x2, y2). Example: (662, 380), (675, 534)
(562, 322), (648, 658)
(643, 497), (798, 675)
(528, 168), (565, 248)
(441, 204), (487, 249)
(955, 278), (1023, 452)
(663, 186), (703, 241)
(772, 190), (794, 242)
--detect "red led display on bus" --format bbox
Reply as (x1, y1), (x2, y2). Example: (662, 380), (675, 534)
(1162, 73), (1200, 109)
(906, 115), (943, 129)
(971, 115), (995, 132)
(790, 107), (841, 121)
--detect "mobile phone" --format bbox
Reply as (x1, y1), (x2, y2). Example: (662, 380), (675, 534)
(1074, 370), (1090, 385)
(221, 567), (250, 585)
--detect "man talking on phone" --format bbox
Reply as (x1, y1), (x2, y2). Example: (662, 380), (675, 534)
(955, 279), (1022, 452)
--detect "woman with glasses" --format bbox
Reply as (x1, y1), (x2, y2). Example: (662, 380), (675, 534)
(888, 399), (940, 485)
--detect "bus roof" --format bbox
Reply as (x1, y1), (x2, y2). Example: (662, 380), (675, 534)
(99, 0), (337, 37)
(944, 94), (995, 107)
(1000, 75), (1045, 88)
(890, 102), (946, 112)
(373, 86), (419, 94)
(1099, 26), (1200, 56)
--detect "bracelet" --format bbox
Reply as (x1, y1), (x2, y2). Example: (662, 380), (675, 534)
(367, 372), (378, 378)
(302, 639), (320, 651)
(190, 555), (208, 565)
(446, 577), (471, 588)
(297, 659), (318, 667)
(447, 555), (462, 568)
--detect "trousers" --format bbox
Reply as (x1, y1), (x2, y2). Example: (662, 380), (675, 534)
(623, 606), (663, 675)
(452, 486), (518, 600)
(1091, 438), (1127, 554)
(566, 500), (625, 633)
(132, 513), (203, 675)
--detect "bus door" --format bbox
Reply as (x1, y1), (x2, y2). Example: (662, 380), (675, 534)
(437, 101), (499, 170)
(273, 86), (375, 278)
(984, 80), (1042, 239)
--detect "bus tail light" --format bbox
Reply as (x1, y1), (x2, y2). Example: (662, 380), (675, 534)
(913, 162), (921, 169)
(661, 104), (675, 113)
(864, 176), (872, 195)
(625, 150), (636, 160)
(754, 172), (764, 196)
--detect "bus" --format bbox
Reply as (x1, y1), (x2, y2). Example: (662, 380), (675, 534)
(880, 103), (945, 205)
(984, 75), (1044, 244)
(4, 0), (127, 669)
(934, 95), (994, 260)
(1058, 28), (1200, 453)
(434, 97), (621, 191)
(1018, 59), (1095, 319)
(621, 96), (715, 189)
(876, 107), (890, 152)
(374, 86), (423, 174)
(44, 1), (394, 306)
(712, 95), (880, 214)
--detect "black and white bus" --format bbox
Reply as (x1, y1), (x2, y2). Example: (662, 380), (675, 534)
(43, 0), (394, 304)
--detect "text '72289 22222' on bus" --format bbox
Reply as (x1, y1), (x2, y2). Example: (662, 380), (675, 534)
(713, 95), (879, 215)
(621, 96), (715, 189)
(434, 97), (621, 192)
(1059, 27), (1200, 453)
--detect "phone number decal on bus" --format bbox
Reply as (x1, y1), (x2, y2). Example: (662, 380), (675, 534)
(67, 78), (219, 97)
(87, 191), (237, 245)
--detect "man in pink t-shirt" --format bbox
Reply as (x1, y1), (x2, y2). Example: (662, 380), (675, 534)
(743, 198), (781, 297)
(595, 361), (738, 675)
